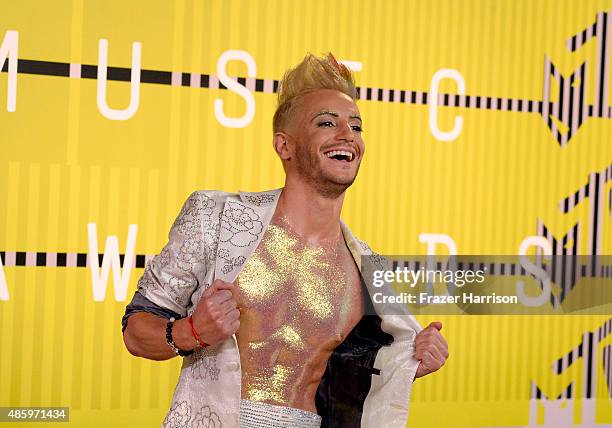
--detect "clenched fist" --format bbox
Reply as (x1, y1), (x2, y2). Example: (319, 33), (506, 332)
(414, 321), (449, 379)
(190, 279), (241, 347)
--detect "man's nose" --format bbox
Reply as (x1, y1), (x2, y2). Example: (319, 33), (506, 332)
(336, 120), (355, 141)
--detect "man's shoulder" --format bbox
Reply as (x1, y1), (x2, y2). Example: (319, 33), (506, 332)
(340, 221), (376, 255)
(186, 188), (282, 206)
(188, 189), (237, 201)
(175, 190), (236, 217)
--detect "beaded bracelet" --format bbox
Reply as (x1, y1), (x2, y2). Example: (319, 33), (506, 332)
(165, 317), (194, 357)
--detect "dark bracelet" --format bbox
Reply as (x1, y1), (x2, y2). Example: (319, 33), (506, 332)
(165, 317), (194, 357)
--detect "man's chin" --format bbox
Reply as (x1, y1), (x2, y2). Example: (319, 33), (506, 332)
(294, 165), (359, 198)
(331, 170), (359, 187)
(315, 175), (357, 198)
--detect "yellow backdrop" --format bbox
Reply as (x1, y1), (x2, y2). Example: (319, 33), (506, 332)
(1, 1), (611, 426)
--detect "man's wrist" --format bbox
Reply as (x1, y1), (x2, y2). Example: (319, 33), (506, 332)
(172, 317), (198, 351)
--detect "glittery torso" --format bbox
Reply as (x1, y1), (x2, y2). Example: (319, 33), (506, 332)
(234, 216), (364, 413)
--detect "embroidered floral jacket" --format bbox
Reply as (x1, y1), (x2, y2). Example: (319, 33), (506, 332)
(122, 188), (422, 428)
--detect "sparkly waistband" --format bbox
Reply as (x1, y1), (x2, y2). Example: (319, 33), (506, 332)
(239, 399), (321, 428)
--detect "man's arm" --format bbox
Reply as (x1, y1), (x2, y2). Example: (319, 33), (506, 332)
(123, 311), (196, 360)
(121, 192), (239, 360)
(123, 280), (240, 360)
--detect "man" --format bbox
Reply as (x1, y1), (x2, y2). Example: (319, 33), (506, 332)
(122, 53), (448, 427)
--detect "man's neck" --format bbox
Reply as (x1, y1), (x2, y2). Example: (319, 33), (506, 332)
(274, 179), (345, 244)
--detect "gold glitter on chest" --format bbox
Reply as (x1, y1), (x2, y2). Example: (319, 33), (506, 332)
(235, 218), (363, 412)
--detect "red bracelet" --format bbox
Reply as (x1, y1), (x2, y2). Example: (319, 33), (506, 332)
(188, 315), (209, 348)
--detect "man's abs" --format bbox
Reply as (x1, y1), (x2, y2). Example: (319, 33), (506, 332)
(235, 219), (364, 413)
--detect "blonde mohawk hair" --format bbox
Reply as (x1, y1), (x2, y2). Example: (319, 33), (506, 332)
(273, 53), (357, 133)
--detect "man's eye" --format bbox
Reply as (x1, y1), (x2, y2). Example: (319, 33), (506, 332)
(351, 125), (363, 132)
(318, 121), (335, 127)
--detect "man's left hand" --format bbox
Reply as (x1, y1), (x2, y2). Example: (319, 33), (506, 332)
(414, 321), (449, 379)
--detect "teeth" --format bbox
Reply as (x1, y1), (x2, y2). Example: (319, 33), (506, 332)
(324, 150), (354, 161)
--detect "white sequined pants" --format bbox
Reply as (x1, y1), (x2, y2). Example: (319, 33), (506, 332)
(239, 399), (322, 428)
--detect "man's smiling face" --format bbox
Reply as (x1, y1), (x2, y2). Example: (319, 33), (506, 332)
(282, 89), (365, 197)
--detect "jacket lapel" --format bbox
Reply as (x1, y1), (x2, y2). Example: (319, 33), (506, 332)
(340, 222), (423, 428)
(214, 188), (282, 283)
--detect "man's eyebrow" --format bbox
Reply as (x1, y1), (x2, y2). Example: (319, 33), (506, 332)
(310, 110), (362, 123)
(311, 110), (339, 121)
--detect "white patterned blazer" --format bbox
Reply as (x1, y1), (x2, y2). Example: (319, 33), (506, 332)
(124, 188), (422, 428)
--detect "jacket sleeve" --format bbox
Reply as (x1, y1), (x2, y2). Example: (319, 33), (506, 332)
(129, 191), (216, 317)
(121, 290), (182, 333)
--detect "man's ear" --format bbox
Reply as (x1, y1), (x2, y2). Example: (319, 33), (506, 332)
(273, 132), (293, 162)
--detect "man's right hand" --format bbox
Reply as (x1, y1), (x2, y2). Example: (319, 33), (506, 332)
(190, 279), (241, 346)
